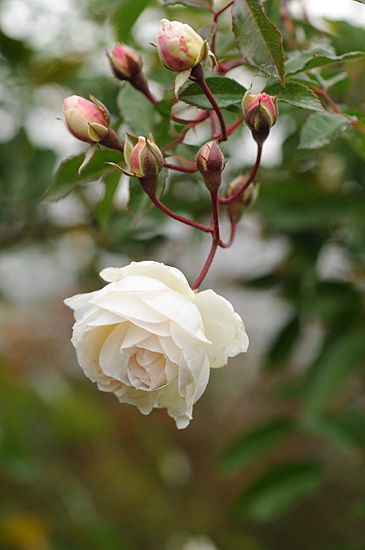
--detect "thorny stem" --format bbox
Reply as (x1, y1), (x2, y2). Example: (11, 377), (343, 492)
(148, 193), (213, 233)
(220, 144), (263, 205)
(191, 65), (228, 141)
(192, 192), (220, 289)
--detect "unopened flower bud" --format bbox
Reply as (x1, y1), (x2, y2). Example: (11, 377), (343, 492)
(108, 43), (143, 81)
(242, 92), (278, 145)
(226, 175), (260, 223)
(196, 141), (225, 193)
(63, 95), (110, 144)
(157, 19), (209, 72)
(125, 135), (164, 183)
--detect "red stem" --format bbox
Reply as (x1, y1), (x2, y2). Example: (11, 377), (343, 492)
(191, 65), (227, 141)
(216, 115), (245, 140)
(214, 0), (234, 18)
(141, 85), (209, 125)
(192, 192), (220, 289)
(311, 86), (342, 114)
(219, 221), (236, 248)
(148, 193), (213, 233)
(174, 155), (196, 167)
(210, 111), (219, 138)
(217, 57), (246, 75)
(171, 111), (208, 124)
(210, 0), (234, 62)
(163, 161), (197, 173)
(142, 87), (158, 106)
(280, 0), (298, 49)
(311, 86), (365, 134)
(220, 144), (262, 205)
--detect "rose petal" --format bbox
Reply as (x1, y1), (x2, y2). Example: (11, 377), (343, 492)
(100, 261), (194, 299)
(64, 291), (98, 321)
(99, 324), (130, 382)
(194, 289), (249, 368)
(91, 292), (165, 324)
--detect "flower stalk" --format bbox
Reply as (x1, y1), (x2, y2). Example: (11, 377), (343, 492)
(190, 65), (228, 141)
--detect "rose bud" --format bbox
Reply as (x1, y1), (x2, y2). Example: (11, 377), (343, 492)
(124, 135), (164, 193)
(108, 43), (143, 81)
(226, 175), (260, 223)
(107, 44), (156, 104)
(242, 91), (278, 145)
(157, 18), (209, 72)
(63, 95), (110, 144)
(196, 141), (225, 193)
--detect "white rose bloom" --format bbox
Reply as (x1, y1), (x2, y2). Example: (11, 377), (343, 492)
(64, 261), (249, 429)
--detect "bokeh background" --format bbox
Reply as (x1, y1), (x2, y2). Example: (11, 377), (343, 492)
(1, 0), (365, 548)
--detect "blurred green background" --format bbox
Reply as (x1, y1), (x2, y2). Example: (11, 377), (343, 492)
(1, 0), (365, 548)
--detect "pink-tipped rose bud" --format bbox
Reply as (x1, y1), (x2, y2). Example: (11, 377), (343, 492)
(226, 175), (260, 223)
(108, 43), (143, 81)
(157, 18), (209, 72)
(63, 95), (110, 144)
(242, 91), (278, 145)
(124, 135), (164, 181)
(196, 141), (225, 193)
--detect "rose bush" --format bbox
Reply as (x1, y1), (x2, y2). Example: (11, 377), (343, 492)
(65, 261), (248, 428)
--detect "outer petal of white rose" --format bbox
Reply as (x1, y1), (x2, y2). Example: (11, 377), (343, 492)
(160, 357), (210, 429)
(64, 291), (98, 321)
(100, 261), (194, 299)
(116, 386), (161, 415)
(194, 289), (249, 368)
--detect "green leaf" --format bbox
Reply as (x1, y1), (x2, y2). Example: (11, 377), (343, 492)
(304, 326), (365, 414)
(96, 171), (121, 228)
(285, 48), (365, 75)
(264, 0), (281, 25)
(118, 85), (158, 136)
(277, 82), (324, 111)
(236, 461), (323, 521)
(303, 411), (365, 453)
(111, 0), (150, 41)
(163, 0), (211, 7)
(232, 0), (285, 83)
(43, 150), (122, 202)
(223, 418), (295, 472)
(299, 112), (352, 149)
(180, 76), (245, 110)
